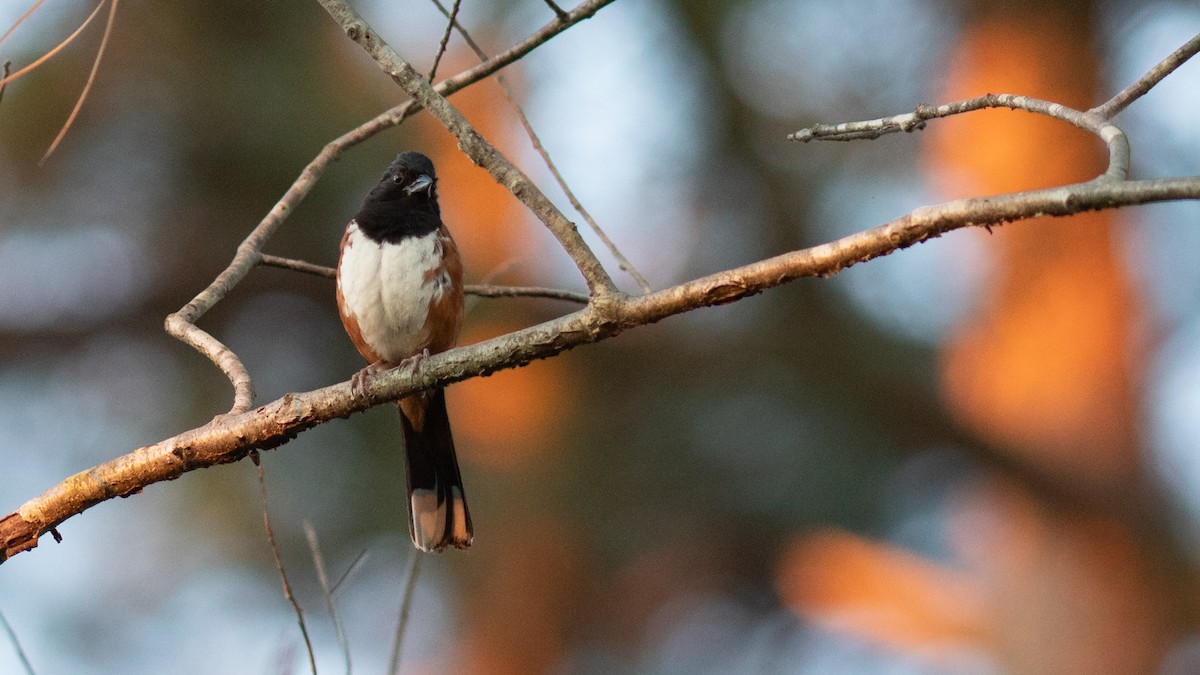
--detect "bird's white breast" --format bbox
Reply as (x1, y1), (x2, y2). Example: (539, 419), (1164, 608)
(338, 222), (447, 363)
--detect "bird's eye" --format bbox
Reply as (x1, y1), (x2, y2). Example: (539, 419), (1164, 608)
(391, 173), (405, 184)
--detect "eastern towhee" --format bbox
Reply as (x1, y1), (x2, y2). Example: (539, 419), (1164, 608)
(336, 151), (472, 552)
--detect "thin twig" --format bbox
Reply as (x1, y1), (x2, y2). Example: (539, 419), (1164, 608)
(329, 548), (369, 595)
(257, 254), (589, 303)
(0, 1), (104, 89)
(40, 0), (119, 164)
(792, 95), (1073, 142)
(387, 552), (423, 675)
(259, 253), (337, 278)
(465, 283), (588, 303)
(166, 0), (615, 414)
(304, 522), (352, 675)
(427, 0), (461, 83)
(1093, 31), (1200, 120)
(790, 93), (1131, 181)
(429, 0), (652, 293)
(317, 0), (618, 296)
(256, 458), (317, 675)
(514, 110), (653, 291)
(0, 608), (36, 675)
(0, 0), (47, 49)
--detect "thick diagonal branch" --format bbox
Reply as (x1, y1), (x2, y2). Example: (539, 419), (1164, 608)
(4, 174), (1199, 563)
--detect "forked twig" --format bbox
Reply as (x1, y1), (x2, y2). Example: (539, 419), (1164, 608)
(790, 93), (1130, 181)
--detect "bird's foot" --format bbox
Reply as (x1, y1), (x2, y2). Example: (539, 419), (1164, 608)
(399, 348), (431, 375)
(350, 361), (388, 401)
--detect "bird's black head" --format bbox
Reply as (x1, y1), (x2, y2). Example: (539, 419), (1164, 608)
(354, 151), (442, 242)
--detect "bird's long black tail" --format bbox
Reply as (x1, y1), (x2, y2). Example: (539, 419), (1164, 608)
(398, 389), (472, 552)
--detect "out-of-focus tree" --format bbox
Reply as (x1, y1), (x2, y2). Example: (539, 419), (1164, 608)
(0, 1), (1198, 674)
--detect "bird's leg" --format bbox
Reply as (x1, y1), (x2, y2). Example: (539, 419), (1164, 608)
(350, 349), (432, 401)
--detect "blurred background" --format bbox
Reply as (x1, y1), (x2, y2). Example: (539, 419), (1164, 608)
(1, 0), (1199, 673)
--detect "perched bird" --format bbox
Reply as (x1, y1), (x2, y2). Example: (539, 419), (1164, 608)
(336, 151), (472, 552)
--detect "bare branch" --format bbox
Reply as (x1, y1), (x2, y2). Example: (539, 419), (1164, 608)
(429, 0), (653, 293)
(790, 93), (1130, 180)
(256, 254), (587, 303)
(4, 0), (1200, 570)
(258, 254), (337, 278)
(256, 459), (316, 675)
(166, 0), (615, 412)
(4, 169), (1198, 564)
(427, 0), (461, 83)
(165, 311), (256, 413)
(317, 0), (619, 296)
(464, 284), (588, 304)
(1094, 31), (1200, 120)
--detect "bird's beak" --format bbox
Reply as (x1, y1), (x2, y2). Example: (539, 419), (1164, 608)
(404, 174), (434, 195)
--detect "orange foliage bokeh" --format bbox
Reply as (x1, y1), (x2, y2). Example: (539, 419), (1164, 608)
(777, 530), (988, 651)
(777, 478), (1169, 673)
(928, 14), (1143, 486)
(776, 9), (1168, 674)
(458, 517), (585, 675)
(449, 318), (571, 468)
